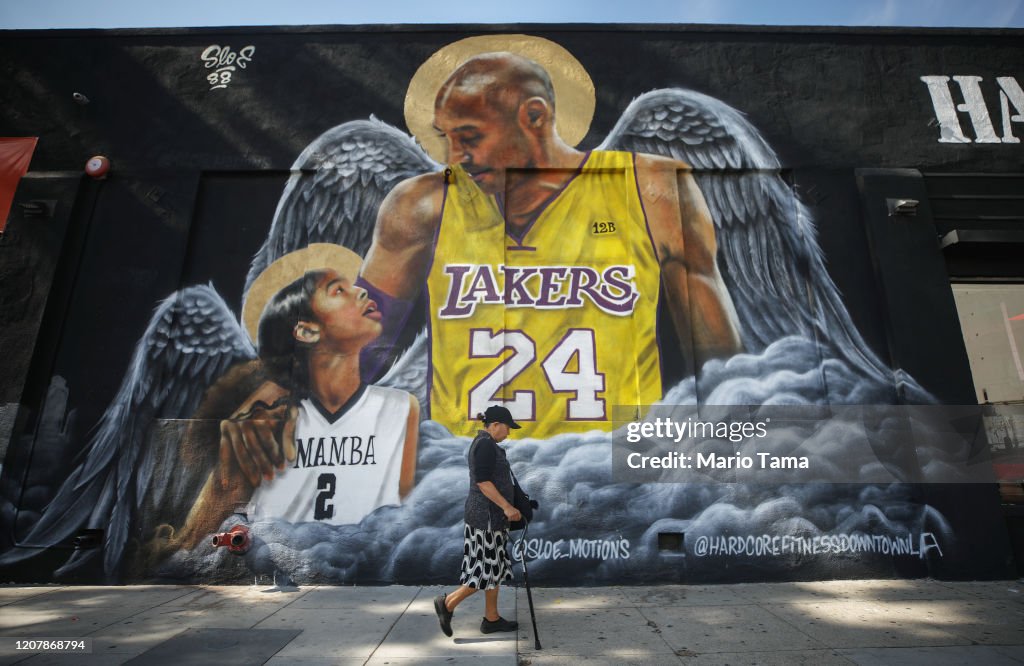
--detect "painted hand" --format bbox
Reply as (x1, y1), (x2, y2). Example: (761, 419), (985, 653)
(219, 381), (298, 489)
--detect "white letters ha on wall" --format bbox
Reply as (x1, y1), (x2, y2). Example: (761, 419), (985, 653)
(921, 75), (1024, 144)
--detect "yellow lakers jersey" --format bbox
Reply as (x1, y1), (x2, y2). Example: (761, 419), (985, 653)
(427, 151), (662, 439)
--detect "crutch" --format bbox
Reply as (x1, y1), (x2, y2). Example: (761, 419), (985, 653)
(516, 519), (542, 649)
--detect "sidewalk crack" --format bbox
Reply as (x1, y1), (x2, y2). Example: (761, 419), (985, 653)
(362, 585), (422, 665)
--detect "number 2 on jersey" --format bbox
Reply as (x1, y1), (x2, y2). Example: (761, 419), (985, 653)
(468, 328), (606, 421)
(314, 473), (336, 520)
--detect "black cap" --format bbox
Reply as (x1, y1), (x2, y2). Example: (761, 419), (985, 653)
(482, 405), (522, 429)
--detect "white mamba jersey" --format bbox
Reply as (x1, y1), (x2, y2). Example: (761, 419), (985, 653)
(249, 384), (410, 524)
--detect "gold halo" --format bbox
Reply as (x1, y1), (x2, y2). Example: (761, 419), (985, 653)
(242, 244), (363, 344)
(404, 34), (596, 163)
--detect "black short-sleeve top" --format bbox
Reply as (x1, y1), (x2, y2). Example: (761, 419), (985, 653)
(464, 430), (515, 530)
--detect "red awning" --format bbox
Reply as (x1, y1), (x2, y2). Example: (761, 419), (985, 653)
(0, 137), (39, 235)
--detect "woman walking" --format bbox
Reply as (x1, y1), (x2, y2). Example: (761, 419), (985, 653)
(434, 405), (522, 636)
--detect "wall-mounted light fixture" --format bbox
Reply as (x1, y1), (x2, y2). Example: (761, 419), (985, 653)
(73, 528), (103, 550)
(887, 198), (920, 217)
(17, 200), (56, 219)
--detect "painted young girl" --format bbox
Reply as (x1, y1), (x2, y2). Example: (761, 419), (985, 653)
(176, 252), (418, 547)
(247, 266), (419, 524)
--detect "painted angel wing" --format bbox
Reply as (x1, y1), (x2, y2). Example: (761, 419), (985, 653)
(377, 329), (429, 412)
(244, 117), (441, 294)
(600, 89), (922, 398)
(4, 285), (255, 579)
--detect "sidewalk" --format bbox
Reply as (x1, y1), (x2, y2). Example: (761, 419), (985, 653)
(0, 579), (1021, 665)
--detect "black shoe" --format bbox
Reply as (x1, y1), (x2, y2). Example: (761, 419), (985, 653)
(480, 616), (519, 634)
(434, 593), (453, 637)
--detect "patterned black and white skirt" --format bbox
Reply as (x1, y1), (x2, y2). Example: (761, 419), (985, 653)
(459, 524), (514, 590)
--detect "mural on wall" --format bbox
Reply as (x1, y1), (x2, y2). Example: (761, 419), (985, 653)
(2, 34), (965, 585)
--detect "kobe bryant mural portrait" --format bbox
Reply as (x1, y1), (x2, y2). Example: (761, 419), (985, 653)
(1, 34), (945, 586)
(359, 36), (744, 439)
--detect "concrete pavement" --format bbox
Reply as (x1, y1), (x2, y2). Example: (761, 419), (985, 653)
(0, 578), (1020, 665)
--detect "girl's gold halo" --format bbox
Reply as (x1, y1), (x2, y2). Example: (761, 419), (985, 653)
(242, 244), (363, 344)
(404, 34), (595, 163)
